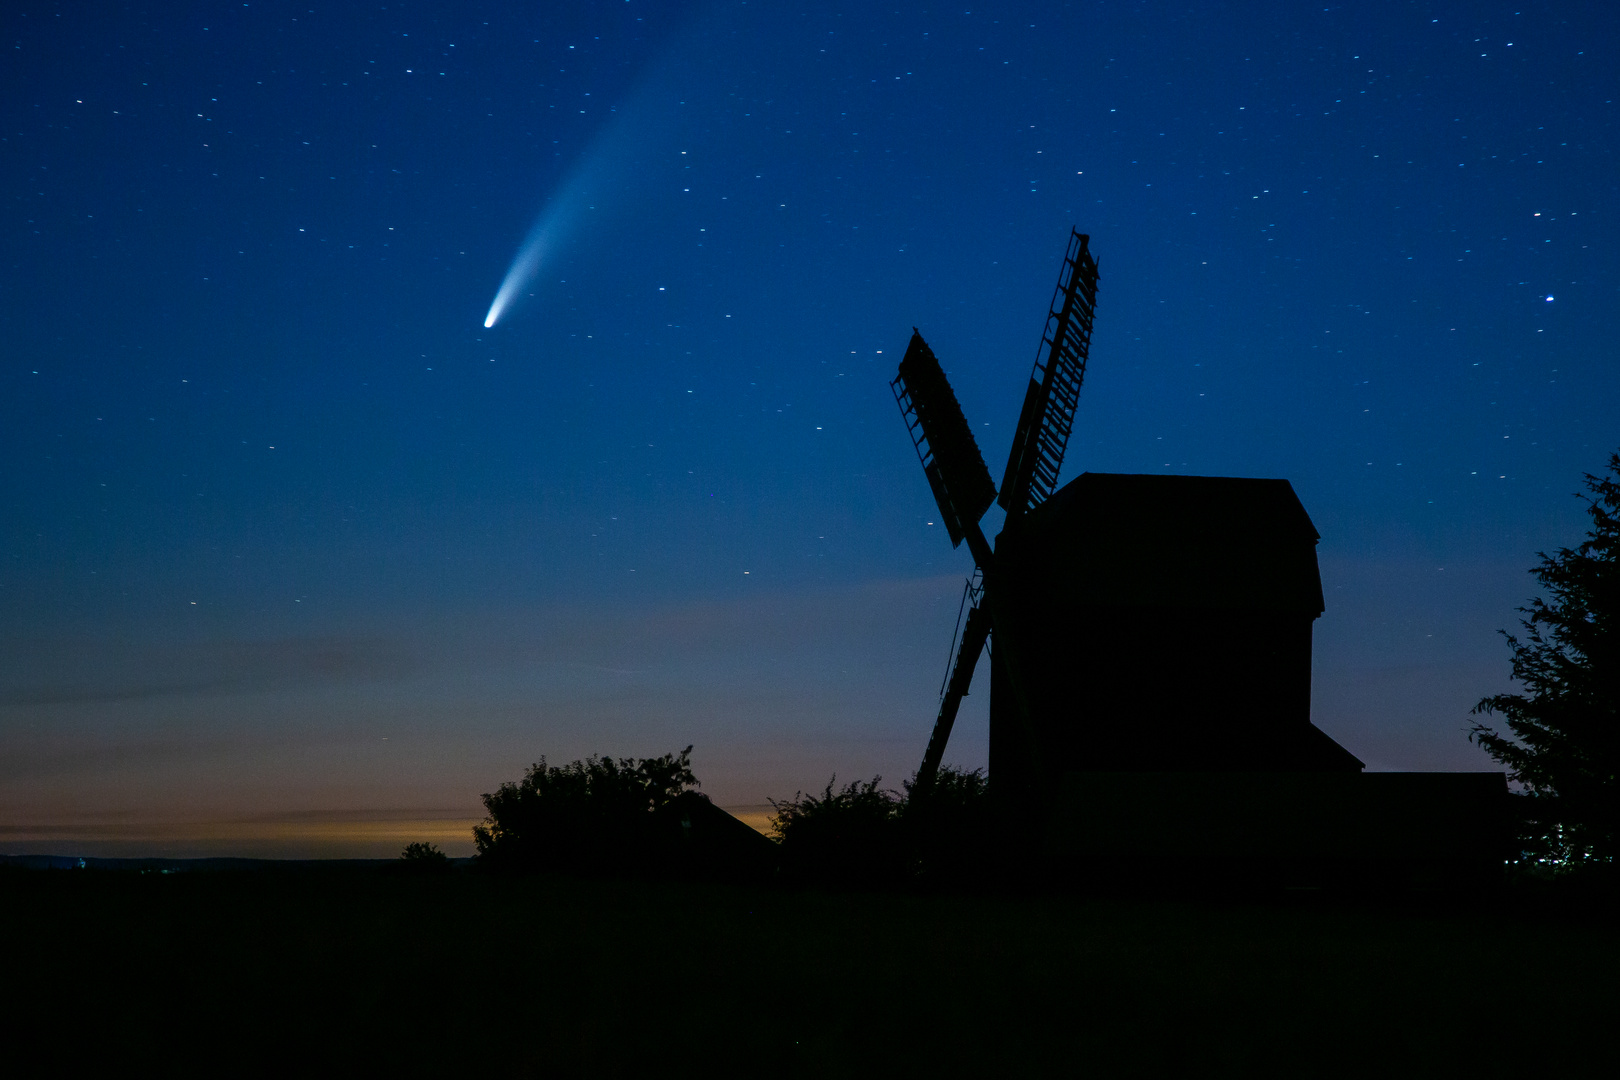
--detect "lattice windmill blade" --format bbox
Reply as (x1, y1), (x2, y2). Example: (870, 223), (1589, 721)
(891, 231), (1098, 796)
(891, 330), (997, 556)
(999, 229), (1100, 521)
(917, 575), (992, 785)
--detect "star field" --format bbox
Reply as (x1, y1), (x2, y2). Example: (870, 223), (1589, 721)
(1, 1), (1616, 856)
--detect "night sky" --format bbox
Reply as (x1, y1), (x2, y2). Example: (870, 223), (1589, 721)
(4, 1), (1616, 857)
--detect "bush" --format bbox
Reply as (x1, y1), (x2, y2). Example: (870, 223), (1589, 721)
(396, 842), (451, 874)
(473, 746), (699, 875)
(400, 842), (448, 863)
(900, 766), (994, 885)
(770, 766), (994, 888)
(770, 776), (902, 885)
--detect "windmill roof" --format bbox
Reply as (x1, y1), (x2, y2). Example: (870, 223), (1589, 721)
(1005, 472), (1325, 613)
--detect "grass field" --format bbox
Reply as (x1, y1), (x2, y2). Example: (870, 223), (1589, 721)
(3, 864), (1613, 1075)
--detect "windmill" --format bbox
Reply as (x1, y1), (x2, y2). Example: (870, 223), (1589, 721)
(884, 233), (1503, 893)
(890, 228), (1099, 791)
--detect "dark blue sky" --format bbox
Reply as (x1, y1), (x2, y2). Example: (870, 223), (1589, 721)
(3, 1), (1616, 855)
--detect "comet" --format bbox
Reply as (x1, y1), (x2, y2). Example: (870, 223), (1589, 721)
(479, 105), (640, 330)
(480, 153), (610, 330)
(479, 60), (687, 329)
(483, 220), (551, 328)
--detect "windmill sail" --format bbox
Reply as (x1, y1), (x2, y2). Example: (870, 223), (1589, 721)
(919, 574), (991, 782)
(999, 229), (1099, 520)
(892, 230), (1098, 791)
(892, 331), (997, 548)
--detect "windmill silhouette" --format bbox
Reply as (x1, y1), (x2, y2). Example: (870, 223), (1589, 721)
(887, 237), (1514, 889)
(891, 228), (1098, 792)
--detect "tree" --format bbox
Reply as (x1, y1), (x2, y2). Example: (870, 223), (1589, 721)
(1471, 451), (1619, 864)
(473, 746), (699, 874)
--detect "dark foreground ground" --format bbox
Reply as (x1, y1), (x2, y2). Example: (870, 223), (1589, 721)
(2, 862), (1614, 1076)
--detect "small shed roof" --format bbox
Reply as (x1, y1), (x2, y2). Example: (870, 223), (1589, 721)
(1005, 473), (1326, 613)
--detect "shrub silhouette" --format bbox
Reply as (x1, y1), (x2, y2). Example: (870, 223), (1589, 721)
(400, 841), (448, 863)
(396, 841), (450, 874)
(770, 775), (901, 885)
(473, 746), (699, 875)
(770, 766), (992, 887)
(900, 766), (993, 885)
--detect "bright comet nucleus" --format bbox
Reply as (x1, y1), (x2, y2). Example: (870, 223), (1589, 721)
(483, 226), (548, 328)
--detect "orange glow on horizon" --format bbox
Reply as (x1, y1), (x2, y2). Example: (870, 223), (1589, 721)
(3, 805), (779, 860)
